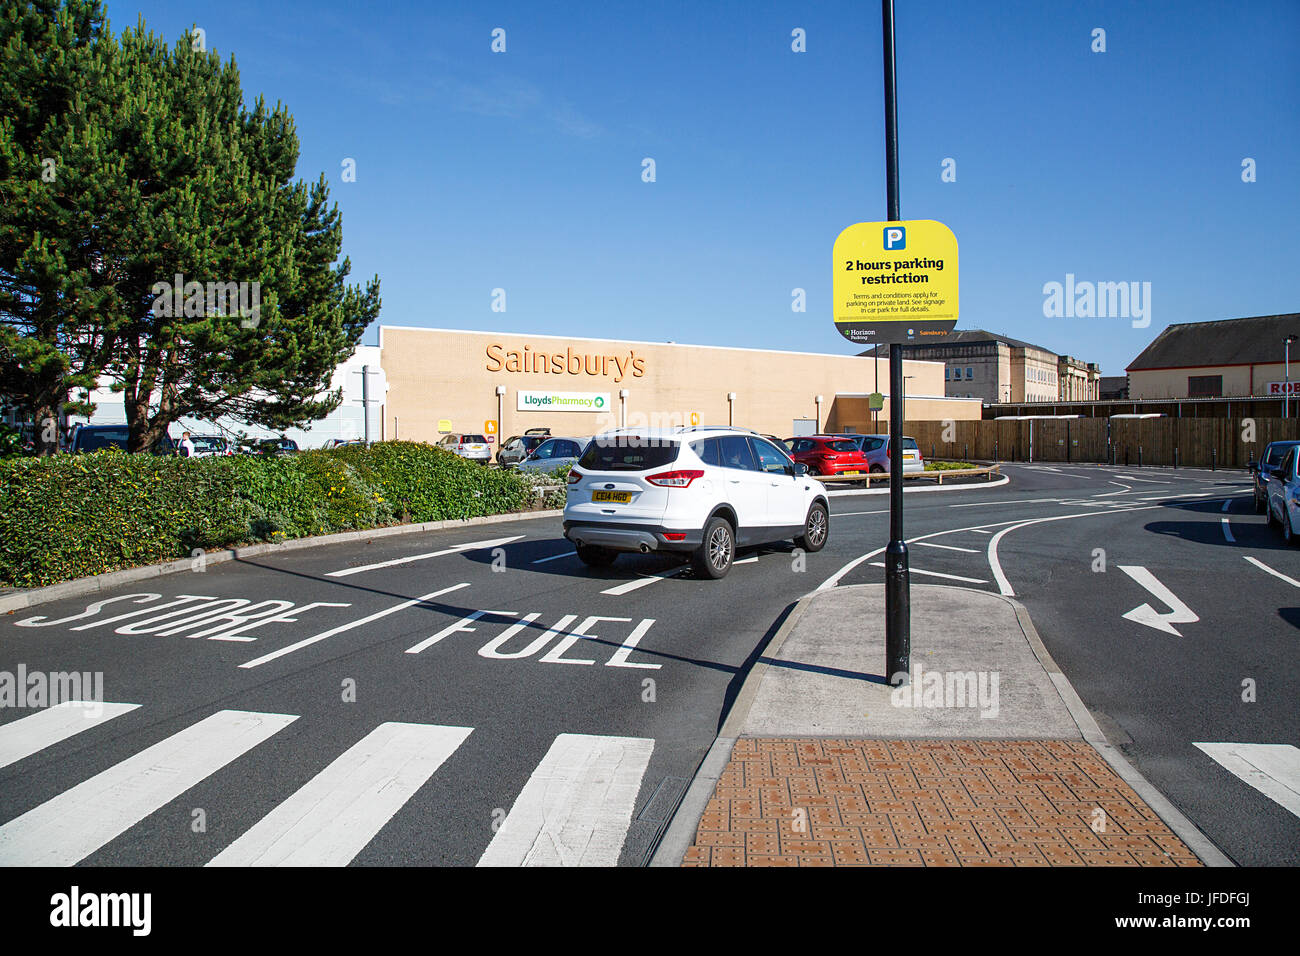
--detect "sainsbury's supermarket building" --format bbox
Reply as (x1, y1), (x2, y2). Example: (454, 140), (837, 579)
(376, 326), (982, 445)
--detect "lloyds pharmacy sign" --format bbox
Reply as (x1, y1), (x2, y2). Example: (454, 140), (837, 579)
(517, 390), (610, 411)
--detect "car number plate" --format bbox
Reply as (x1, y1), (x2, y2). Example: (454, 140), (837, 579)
(592, 491), (633, 503)
(843, 470), (861, 476)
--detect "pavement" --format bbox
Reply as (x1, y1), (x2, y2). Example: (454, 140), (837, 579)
(656, 583), (1221, 867)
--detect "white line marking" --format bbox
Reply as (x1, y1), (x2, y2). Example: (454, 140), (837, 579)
(0, 702), (140, 771)
(868, 562), (987, 584)
(1193, 743), (1300, 819)
(601, 568), (687, 595)
(327, 536), (524, 577)
(207, 722), (473, 867)
(832, 509), (889, 516)
(1221, 518), (1235, 542)
(950, 497), (1062, 508)
(914, 541), (979, 553)
(531, 550), (576, 564)
(240, 583), (471, 668)
(969, 529), (992, 534)
(1108, 475), (1168, 484)
(477, 733), (654, 867)
(1244, 556), (1300, 588)
(1117, 565), (1199, 636)
(0, 710), (297, 866)
(733, 556), (759, 564)
(1220, 499), (1231, 513)
(406, 609), (516, 655)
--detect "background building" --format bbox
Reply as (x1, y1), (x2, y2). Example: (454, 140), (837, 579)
(1126, 313), (1300, 399)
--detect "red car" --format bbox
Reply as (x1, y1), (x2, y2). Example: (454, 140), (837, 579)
(784, 435), (871, 477)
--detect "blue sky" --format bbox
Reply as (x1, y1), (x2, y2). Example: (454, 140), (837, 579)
(109, 0), (1299, 376)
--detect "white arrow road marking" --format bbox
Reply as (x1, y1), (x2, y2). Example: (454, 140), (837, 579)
(868, 562), (987, 584)
(241, 583), (471, 668)
(1117, 565), (1198, 636)
(1244, 555), (1300, 588)
(478, 733), (653, 867)
(0, 710), (297, 866)
(208, 723), (473, 867)
(327, 536), (524, 577)
(0, 702), (140, 771)
(1193, 743), (1300, 819)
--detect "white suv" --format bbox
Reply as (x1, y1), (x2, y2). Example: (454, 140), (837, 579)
(563, 427), (830, 579)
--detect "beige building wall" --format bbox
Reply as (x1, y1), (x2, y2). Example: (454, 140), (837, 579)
(1129, 362), (1293, 399)
(378, 326), (981, 445)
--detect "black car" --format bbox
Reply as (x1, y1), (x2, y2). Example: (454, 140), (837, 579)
(497, 432), (550, 468)
(1252, 440), (1300, 513)
(70, 425), (175, 455)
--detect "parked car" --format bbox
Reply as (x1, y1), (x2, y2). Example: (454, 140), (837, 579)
(437, 433), (491, 463)
(783, 435), (871, 478)
(189, 435), (234, 457)
(515, 436), (591, 475)
(497, 433), (551, 468)
(847, 434), (926, 474)
(240, 436), (299, 456)
(69, 425), (174, 455)
(1265, 444), (1300, 542)
(1252, 440), (1300, 514)
(563, 427), (829, 579)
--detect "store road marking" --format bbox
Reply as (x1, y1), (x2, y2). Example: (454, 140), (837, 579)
(241, 583), (471, 668)
(327, 536), (523, 577)
(0, 702), (140, 771)
(477, 733), (653, 867)
(1193, 743), (1300, 820)
(0, 710), (296, 866)
(1244, 556), (1300, 589)
(208, 722), (473, 867)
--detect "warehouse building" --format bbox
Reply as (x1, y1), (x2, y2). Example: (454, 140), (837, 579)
(1126, 313), (1300, 400)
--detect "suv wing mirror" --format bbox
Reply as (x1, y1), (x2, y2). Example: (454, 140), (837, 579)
(793, 462), (809, 477)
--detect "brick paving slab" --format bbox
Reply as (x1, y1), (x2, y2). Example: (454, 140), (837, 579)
(685, 738), (1203, 867)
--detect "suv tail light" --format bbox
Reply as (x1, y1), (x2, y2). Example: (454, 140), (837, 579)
(567, 469), (582, 485)
(646, 469), (705, 487)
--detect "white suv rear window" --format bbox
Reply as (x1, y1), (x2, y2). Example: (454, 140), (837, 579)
(579, 439), (681, 471)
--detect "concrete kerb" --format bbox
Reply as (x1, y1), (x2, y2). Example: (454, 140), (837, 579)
(652, 583), (1234, 867)
(0, 509), (564, 615)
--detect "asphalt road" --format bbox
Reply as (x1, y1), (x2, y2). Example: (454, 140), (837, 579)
(0, 462), (1294, 866)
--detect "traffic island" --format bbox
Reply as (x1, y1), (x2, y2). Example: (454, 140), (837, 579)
(659, 584), (1220, 867)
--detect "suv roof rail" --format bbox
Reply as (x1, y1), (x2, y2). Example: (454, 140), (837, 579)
(676, 425), (758, 435)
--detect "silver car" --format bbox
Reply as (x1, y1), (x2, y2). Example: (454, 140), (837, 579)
(437, 433), (492, 463)
(848, 434), (926, 474)
(515, 436), (592, 475)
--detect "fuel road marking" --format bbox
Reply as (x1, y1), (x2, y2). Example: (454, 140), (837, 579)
(327, 536), (524, 577)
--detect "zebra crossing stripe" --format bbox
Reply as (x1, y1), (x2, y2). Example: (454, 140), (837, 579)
(208, 722), (473, 866)
(478, 733), (653, 867)
(1194, 742), (1300, 819)
(0, 710), (297, 866)
(0, 701), (140, 771)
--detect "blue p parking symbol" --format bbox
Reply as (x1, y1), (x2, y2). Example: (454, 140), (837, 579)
(884, 226), (906, 250)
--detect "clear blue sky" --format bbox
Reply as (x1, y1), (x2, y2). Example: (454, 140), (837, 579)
(108, 0), (1299, 376)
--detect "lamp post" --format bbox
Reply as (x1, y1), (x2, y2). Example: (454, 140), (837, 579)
(1287, 336), (1297, 417)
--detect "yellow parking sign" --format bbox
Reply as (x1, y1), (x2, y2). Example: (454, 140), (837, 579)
(833, 219), (958, 346)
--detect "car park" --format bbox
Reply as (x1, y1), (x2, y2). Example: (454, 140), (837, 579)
(1252, 440), (1300, 514)
(1265, 444), (1300, 543)
(497, 431), (551, 468)
(783, 435), (871, 478)
(563, 426), (830, 579)
(437, 433), (491, 463)
(515, 436), (591, 475)
(843, 433), (926, 474)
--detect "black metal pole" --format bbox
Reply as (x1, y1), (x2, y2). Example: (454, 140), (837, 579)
(882, 0), (909, 687)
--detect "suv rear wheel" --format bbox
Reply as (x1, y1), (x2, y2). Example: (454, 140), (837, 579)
(795, 502), (829, 553)
(575, 544), (618, 567)
(692, 516), (734, 579)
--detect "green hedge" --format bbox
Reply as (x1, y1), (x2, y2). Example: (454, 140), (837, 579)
(0, 441), (554, 588)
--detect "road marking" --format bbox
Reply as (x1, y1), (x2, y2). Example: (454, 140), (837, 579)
(733, 556), (759, 564)
(1221, 499), (1231, 513)
(406, 609), (515, 655)
(1193, 743), (1300, 819)
(531, 550), (576, 564)
(950, 497), (1063, 508)
(0, 701), (140, 771)
(868, 562), (987, 584)
(1244, 556), (1300, 588)
(1117, 565), (1198, 636)
(477, 733), (653, 867)
(968, 529), (992, 534)
(327, 536), (524, 577)
(0, 710), (296, 866)
(207, 723), (473, 867)
(601, 567), (687, 595)
(241, 583), (471, 668)
(913, 541), (979, 553)
(1093, 483), (1134, 497)
(832, 509), (889, 516)
(1108, 474), (1168, 484)
(1221, 518), (1235, 542)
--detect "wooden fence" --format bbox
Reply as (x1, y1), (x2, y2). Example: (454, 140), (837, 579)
(902, 417), (1298, 468)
